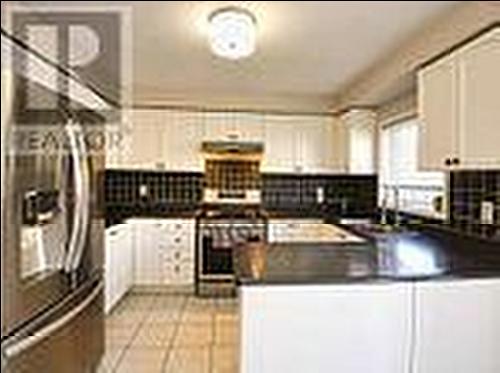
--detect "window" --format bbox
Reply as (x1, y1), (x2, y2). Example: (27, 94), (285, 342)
(379, 117), (445, 219)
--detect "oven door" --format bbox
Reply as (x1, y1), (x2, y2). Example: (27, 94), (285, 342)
(199, 224), (235, 281)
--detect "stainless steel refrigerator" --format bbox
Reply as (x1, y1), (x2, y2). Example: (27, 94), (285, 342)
(1, 30), (105, 373)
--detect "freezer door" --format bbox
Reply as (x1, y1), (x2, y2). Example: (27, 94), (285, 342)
(2, 280), (104, 373)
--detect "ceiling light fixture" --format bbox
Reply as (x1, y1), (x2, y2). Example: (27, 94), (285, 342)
(208, 7), (257, 60)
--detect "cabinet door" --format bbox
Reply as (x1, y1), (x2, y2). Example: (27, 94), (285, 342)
(241, 283), (413, 373)
(119, 225), (134, 292)
(325, 117), (348, 173)
(134, 223), (162, 285)
(414, 279), (500, 373)
(458, 29), (500, 169)
(418, 54), (458, 170)
(104, 232), (115, 314)
(164, 111), (204, 171)
(296, 117), (327, 173)
(203, 112), (235, 141)
(130, 110), (163, 169)
(262, 117), (297, 173)
(233, 113), (265, 142)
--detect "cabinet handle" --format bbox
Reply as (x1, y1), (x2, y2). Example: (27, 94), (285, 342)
(444, 158), (452, 166)
(174, 265), (180, 273)
(453, 158), (460, 165)
(175, 237), (181, 244)
(174, 252), (180, 260)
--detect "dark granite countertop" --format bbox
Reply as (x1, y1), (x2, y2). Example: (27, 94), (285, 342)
(234, 225), (500, 285)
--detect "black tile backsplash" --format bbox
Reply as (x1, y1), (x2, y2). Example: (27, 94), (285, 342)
(105, 170), (377, 223)
(449, 170), (500, 241)
(262, 173), (377, 219)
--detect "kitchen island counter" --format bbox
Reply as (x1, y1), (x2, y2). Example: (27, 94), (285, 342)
(237, 225), (500, 373)
(234, 225), (500, 285)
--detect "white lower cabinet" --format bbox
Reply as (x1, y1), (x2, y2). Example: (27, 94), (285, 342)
(105, 224), (134, 314)
(240, 283), (413, 373)
(132, 219), (195, 288)
(413, 279), (500, 373)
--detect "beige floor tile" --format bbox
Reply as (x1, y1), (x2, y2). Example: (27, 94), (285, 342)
(164, 347), (210, 373)
(214, 312), (238, 326)
(105, 324), (139, 348)
(97, 346), (124, 373)
(181, 297), (215, 324)
(130, 322), (176, 347)
(106, 312), (145, 329)
(115, 346), (167, 373)
(146, 308), (183, 324)
(115, 294), (156, 313)
(174, 323), (214, 348)
(214, 321), (239, 347)
(185, 297), (216, 313)
(151, 294), (186, 310)
(211, 346), (238, 373)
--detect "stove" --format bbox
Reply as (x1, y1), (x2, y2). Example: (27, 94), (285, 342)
(195, 206), (268, 297)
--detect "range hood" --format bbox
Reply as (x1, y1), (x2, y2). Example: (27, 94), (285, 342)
(201, 141), (264, 156)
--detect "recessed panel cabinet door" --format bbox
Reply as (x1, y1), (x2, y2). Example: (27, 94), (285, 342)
(418, 53), (458, 170)
(262, 117), (297, 173)
(241, 283), (413, 373)
(458, 29), (500, 169)
(130, 110), (163, 169)
(413, 279), (500, 373)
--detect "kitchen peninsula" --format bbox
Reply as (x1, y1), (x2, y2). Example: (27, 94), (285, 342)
(235, 226), (500, 373)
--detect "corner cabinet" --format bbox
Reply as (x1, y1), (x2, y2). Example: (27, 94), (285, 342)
(418, 28), (500, 170)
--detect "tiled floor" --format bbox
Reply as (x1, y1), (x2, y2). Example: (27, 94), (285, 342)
(98, 293), (239, 373)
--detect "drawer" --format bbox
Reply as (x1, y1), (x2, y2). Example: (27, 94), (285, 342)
(163, 261), (194, 285)
(164, 233), (194, 248)
(162, 247), (194, 262)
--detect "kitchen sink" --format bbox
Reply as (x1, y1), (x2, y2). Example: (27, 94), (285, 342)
(269, 221), (366, 244)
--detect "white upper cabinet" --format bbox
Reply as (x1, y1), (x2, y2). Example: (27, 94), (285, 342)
(129, 109), (164, 169)
(163, 111), (204, 172)
(105, 110), (133, 169)
(262, 115), (297, 173)
(418, 28), (500, 170)
(458, 28), (500, 169)
(121, 109), (350, 174)
(418, 53), (458, 170)
(295, 116), (328, 173)
(341, 109), (377, 174)
(262, 114), (342, 174)
(326, 116), (349, 173)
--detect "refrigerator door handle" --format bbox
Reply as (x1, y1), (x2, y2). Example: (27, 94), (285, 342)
(67, 123), (90, 272)
(2, 280), (103, 360)
(63, 122), (88, 273)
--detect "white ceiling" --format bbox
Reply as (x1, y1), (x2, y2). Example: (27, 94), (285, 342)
(3, 1), (459, 110)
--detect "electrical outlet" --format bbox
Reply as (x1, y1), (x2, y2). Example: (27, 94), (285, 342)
(316, 187), (324, 204)
(139, 184), (148, 198)
(480, 201), (494, 225)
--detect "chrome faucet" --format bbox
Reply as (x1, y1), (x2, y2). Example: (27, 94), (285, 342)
(381, 184), (401, 228)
